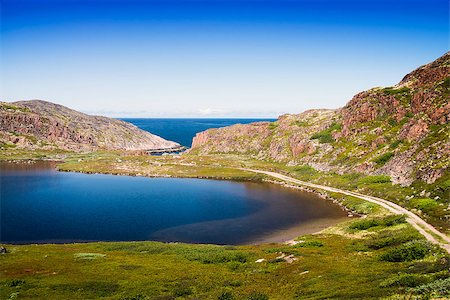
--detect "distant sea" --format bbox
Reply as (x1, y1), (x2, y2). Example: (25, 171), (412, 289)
(121, 118), (276, 147)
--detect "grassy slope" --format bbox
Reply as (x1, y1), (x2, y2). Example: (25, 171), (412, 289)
(1, 150), (449, 299)
(1, 222), (449, 299)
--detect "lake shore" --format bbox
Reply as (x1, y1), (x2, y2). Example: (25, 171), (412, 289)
(1, 151), (449, 299)
(1, 159), (350, 246)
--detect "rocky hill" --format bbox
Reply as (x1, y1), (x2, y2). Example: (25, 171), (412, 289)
(191, 52), (450, 186)
(0, 100), (180, 151)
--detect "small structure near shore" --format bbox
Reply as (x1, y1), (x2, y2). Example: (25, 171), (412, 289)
(146, 145), (187, 155)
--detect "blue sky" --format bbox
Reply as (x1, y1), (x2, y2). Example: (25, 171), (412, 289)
(1, 0), (448, 117)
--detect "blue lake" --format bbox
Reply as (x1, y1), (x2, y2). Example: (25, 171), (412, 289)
(121, 118), (276, 147)
(0, 162), (347, 245)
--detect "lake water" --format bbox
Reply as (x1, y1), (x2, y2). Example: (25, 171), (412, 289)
(0, 162), (347, 245)
(121, 118), (276, 147)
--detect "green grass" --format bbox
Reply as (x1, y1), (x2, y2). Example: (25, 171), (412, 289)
(379, 240), (432, 262)
(310, 131), (334, 143)
(1, 225), (447, 299)
(358, 175), (391, 184)
(373, 152), (394, 166)
(389, 139), (402, 149)
(268, 122), (278, 130)
(382, 87), (411, 95)
(0, 103), (31, 112)
(1, 151), (449, 299)
(363, 227), (421, 250)
(411, 277), (450, 297)
(349, 215), (406, 230)
(310, 122), (342, 143)
(410, 198), (439, 214)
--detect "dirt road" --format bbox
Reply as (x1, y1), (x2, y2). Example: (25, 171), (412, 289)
(242, 168), (450, 254)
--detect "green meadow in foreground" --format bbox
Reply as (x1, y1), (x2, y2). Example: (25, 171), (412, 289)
(1, 216), (449, 299)
(1, 150), (449, 299)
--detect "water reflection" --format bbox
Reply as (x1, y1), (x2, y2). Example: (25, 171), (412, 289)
(1, 161), (347, 245)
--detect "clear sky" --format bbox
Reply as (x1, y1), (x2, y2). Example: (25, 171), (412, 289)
(1, 0), (448, 118)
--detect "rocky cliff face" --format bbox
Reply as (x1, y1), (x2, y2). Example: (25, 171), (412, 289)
(0, 100), (179, 151)
(191, 52), (450, 185)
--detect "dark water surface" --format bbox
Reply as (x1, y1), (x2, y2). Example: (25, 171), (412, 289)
(121, 118), (276, 147)
(1, 162), (347, 245)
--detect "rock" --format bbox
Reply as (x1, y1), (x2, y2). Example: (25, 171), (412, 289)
(188, 52), (450, 185)
(276, 253), (298, 264)
(255, 258), (266, 263)
(285, 240), (301, 246)
(0, 100), (180, 151)
(300, 271), (310, 275)
(400, 119), (429, 141)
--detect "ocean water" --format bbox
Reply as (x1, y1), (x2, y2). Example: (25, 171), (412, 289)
(0, 162), (347, 245)
(121, 118), (276, 147)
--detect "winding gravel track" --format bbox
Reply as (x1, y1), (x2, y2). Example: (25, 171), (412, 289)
(241, 168), (450, 254)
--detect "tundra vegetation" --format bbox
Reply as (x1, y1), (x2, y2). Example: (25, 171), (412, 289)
(1, 150), (449, 299)
(1, 53), (449, 298)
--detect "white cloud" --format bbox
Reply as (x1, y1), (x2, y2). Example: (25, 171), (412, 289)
(197, 108), (230, 115)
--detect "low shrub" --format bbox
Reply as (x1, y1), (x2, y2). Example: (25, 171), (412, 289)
(8, 279), (25, 287)
(437, 179), (450, 192)
(107, 243), (250, 265)
(365, 228), (418, 250)
(104, 242), (170, 253)
(51, 281), (120, 297)
(349, 219), (381, 230)
(337, 194), (379, 215)
(218, 291), (234, 300)
(227, 261), (242, 271)
(411, 277), (450, 296)
(373, 152), (394, 166)
(268, 122), (278, 130)
(310, 122), (341, 143)
(410, 198), (439, 214)
(293, 120), (310, 127)
(358, 175), (391, 184)
(380, 241), (431, 262)
(389, 139), (402, 149)
(379, 274), (430, 288)
(382, 215), (406, 226)
(408, 257), (450, 274)
(291, 165), (318, 175)
(349, 215), (406, 231)
(293, 240), (324, 248)
(185, 249), (249, 264)
(382, 87), (410, 95)
(329, 122), (342, 131)
(310, 132), (334, 143)
(388, 118), (397, 126)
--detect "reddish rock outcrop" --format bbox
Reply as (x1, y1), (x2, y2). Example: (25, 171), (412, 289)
(190, 52), (450, 185)
(400, 119), (429, 141)
(0, 100), (179, 151)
